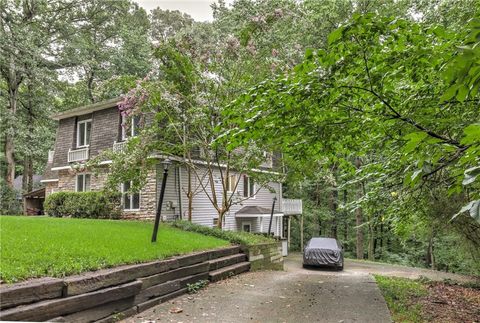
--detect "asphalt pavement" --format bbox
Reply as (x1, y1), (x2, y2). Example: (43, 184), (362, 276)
(123, 253), (394, 323)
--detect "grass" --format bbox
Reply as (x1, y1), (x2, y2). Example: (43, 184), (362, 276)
(374, 275), (428, 323)
(0, 216), (229, 283)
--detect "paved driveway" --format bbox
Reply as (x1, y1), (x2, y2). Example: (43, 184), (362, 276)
(124, 253), (393, 323)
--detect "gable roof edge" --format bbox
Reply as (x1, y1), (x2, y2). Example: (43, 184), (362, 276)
(51, 97), (123, 120)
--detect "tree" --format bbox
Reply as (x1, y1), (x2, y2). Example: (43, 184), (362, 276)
(0, 0), (79, 188)
(150, 8), (194, 43)
(64, 0), (151, 103)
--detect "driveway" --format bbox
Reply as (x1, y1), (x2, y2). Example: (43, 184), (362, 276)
(123, 253), (395, 323)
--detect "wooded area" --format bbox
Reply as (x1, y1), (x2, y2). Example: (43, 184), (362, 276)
(1, 0), (479, 276)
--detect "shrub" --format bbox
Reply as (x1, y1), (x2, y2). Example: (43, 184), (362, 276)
(170, 220), (274, 246)
(0, 185), (22, 215)
(44, 191), (121, 219)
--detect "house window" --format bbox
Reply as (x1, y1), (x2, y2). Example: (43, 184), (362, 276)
(121, 115), (140, 140)
(77, 120), (92, 147)
(243, 175), (255, 198)
(242, 222), (251, 233)
(227, 174), (238, 192)
(213, 218), (219, 226)
(122, 181), (140, 210)
(76, 174), (91, 192)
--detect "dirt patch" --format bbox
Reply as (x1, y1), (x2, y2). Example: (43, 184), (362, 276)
(420, 282), (480, 323)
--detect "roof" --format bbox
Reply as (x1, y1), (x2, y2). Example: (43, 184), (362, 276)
(50, 97), (123, 120)
(23, 187), (46, 199)
(236, 205), (283, 218)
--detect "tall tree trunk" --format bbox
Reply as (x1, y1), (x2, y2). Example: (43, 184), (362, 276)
(379, 223), (384, 257)
(87, 70), (95, 103)
(22, 158), (33, 192)
(22, 87), (35, 193)
(4, 80), (19, 188)
(300, 214), (304, 251)
(368, 222), (375, 261)
(355, 157), (364, 259)
(426, 235), (435, 270)
(329, 165), (338, 239)
(217, 209), (226, 229)
(343, 190), (348, 241)
(330, 187), (338, 239)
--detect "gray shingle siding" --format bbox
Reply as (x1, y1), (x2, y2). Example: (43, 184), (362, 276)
(52, 117), (75, 167)
(90, 107), (120, 157)
(52, 106), (121, 167)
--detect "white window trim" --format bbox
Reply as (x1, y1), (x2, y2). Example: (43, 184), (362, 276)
(227, 174), (238, 193)
(76, 119), (92, 148)
(75, 173), (91, 192)
(243, 175), (256, 199)
(121, 182), (141, 211)
(121, 115), (139, 141)
(242, 221), (252, 232)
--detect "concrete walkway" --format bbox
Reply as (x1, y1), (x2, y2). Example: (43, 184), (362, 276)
(123, 254), (393, 323)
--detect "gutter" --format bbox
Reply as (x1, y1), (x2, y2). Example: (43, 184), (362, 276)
(50, 97), (122, 120)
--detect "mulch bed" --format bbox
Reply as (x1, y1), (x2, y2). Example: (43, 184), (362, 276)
(419, 282), (480, 323)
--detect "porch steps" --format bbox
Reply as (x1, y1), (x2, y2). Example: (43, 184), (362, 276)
(208, 262), (250, 282)
(208, 253), (247, 271)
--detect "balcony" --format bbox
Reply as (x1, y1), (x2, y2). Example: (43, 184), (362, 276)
(113, 141), (127, 153)
(282, 198), (303, 215)
(68, 147), (89, 163)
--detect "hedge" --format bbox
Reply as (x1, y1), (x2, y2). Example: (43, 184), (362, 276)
(170, 220), (275, 246)
(44, 191), (121, 219)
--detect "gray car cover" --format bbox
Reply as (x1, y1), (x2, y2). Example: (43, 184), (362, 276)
(303, 238), (342, 266)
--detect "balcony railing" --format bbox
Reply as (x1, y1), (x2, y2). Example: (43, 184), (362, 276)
(113, 141), (127, 153)
(68, 147), (89, 163)
(282, 198), (303, 215)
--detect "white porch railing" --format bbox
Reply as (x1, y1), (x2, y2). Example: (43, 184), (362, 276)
(48, 150), (55, 163)
(68, 147), (89, 163)
(282, 198), (303, 215)
(113, 141), (127, 153)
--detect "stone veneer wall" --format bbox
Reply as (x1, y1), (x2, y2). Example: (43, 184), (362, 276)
(0, 246), (247, 322)
(45, 168), (157, 219)
(242, 241), (284, 271)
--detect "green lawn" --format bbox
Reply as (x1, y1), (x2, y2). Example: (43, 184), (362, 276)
(0, 216), (229, 283)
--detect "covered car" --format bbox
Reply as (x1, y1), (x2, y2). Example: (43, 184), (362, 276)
(303, 237), (344, 270)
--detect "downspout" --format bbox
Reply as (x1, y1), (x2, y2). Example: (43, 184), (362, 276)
(177, 165), (183, 219)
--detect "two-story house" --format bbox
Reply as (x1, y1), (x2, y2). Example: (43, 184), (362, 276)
(41, 98), (302, 238)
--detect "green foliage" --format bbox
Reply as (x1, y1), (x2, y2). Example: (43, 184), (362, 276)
(0, 185), (22, 215)
(187, 279), (209, 294)
(0, 216), (228, 283)
(374, 275), (428, 323)
(44, 191), (121, 219)
(170, 220), (274, 246)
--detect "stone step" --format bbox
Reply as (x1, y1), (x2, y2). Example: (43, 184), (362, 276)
(208, 262), (250, 282)
(208, 253), (247, 271)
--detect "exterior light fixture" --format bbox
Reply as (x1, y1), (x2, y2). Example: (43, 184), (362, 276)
(151, 158), (172, 242)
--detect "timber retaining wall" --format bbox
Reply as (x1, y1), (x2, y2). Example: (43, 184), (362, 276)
(242, 241), (284, 271)
(0, 246), (249, 322)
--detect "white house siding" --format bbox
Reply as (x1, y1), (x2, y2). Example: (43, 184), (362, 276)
(155, 162), (284, 236)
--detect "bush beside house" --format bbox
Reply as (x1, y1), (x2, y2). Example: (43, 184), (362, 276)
(170, 220), (274, 246)
(170, 221), (284, 271)
(44, 191), (121, 219)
